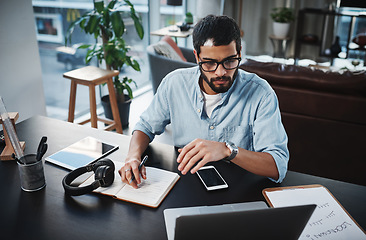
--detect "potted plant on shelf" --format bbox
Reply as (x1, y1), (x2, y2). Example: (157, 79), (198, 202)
(65, 0), (144, 128)
(270, 7), (295, 38)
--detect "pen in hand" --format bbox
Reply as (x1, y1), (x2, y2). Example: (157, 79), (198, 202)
(129, 155), (148, 184)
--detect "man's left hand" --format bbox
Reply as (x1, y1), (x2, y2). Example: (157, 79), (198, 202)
(177, 139), (230, 175)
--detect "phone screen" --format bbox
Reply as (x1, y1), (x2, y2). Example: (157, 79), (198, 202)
(198, 168), (225, 187)
(196, 166), (228, 190)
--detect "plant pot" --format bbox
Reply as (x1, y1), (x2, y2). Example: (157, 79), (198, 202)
(273, 22), (290, 38)
(101, 95), (131, 129)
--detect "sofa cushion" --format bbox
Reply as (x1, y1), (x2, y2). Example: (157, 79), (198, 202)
(239, 59), (366, 97)
(152, 41), (183, 61)
(161, 35), (187, 61)
(152, 35), (187, 62)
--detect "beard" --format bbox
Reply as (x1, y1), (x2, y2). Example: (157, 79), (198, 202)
(200, 68), (238, 93)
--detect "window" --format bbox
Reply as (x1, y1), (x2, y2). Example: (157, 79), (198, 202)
(336, 6), (366, 63)
(33, 0), (149, 120)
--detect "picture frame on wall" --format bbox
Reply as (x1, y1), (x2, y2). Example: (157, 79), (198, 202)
(35, 13), (63, 43)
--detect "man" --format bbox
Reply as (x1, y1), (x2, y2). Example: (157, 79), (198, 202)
(119, 15), (289, 188)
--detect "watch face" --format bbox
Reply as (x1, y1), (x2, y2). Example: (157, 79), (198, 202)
(225, 141), (238, 161)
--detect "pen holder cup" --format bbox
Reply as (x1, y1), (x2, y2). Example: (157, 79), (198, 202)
(17, 154), (46, 192)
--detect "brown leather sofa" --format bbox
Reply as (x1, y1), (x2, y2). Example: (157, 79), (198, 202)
(240, 59), (366, 186)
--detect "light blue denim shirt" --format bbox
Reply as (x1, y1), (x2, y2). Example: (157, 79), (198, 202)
(134, 66), (289, 182)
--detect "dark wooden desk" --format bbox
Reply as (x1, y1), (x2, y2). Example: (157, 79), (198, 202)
(1, 116), (365, 239)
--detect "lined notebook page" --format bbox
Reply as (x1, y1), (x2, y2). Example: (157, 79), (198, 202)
(115, 167), (179, 207)
(265, 186), (366, 240)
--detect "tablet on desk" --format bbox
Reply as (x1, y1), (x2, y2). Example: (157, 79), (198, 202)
(45, 136), (119, 170)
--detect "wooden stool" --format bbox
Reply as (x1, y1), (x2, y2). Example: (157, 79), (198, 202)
(63, 66), (123, 134)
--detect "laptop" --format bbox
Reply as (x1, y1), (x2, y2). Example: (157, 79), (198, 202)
(164, 201), (268, 240)
(164, 202), (316, 240)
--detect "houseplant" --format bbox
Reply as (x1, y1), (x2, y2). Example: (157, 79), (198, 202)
(65, 0), (144, 128)
(184, 12), (194, 25)
(270, 7), (295, 38)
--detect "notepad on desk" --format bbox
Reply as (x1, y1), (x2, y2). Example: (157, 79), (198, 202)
(262, 184), (366, 240)
(80, 160), (180, 208)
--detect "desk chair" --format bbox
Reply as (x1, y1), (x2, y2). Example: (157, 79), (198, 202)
(63, 66), (123, 134)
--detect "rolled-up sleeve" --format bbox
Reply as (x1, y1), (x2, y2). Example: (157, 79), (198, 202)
(253, 91), (289, 183)
(133, 77), (171, 142)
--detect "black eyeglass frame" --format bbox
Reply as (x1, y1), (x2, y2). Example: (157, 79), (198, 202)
(198, 56), (242, 72)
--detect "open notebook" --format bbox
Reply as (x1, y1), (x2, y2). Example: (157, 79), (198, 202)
(80, 160), (180, 208)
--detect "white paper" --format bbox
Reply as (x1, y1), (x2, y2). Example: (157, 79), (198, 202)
(115, 167), (178, 206)
(266, 186), (366, 240)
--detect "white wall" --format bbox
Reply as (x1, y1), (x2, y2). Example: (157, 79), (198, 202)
(0, 0), (46, 123)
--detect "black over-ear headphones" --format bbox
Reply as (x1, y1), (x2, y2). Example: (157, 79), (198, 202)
(62, 158), (115, 196)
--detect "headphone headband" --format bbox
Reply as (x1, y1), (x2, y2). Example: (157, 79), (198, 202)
(62, 158), (115, 196)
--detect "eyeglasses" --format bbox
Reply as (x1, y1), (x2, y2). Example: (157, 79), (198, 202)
(199, 57), (241, 72)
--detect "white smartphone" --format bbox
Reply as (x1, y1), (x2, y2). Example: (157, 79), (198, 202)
(196, 165), (228, 191)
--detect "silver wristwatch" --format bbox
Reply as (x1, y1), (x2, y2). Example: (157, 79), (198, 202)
(224, 141), (238, 161)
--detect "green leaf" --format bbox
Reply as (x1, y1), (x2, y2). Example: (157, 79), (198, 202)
(94, 1), (104, 13)
(85, 50), (94, 63)
(124, 0), (133, 8)
(78, 44), (91, 49)
(123, 79), (134, 99)
(110, 11), (124, 38)
(79, 18), (87, 30)
(126, 85), (133, 99)
(94, 31), (100, 39)
(85, 15), (100, 35)
(107, 0), (117, 10)
(130, 13), (144, 39)
(105, 53), (114, 66)
(102, 7), (110, 26)
(130, 59), (141, 71)
(116, 49), (127, 60)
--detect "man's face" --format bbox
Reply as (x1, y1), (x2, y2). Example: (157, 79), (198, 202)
(194, 40), (240, 95)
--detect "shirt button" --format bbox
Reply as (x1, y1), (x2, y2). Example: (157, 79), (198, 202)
(197, 109), (201, 113)
(210, 125), (215, 130)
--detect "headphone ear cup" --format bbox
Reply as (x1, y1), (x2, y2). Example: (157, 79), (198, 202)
(92, 158), (114, 172)
(94, 165), (115, 187)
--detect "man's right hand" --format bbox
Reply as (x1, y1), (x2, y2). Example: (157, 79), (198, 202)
(118, 158), (146, 189)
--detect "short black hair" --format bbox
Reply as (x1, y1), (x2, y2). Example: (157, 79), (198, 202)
(193, 15), (241, 56)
